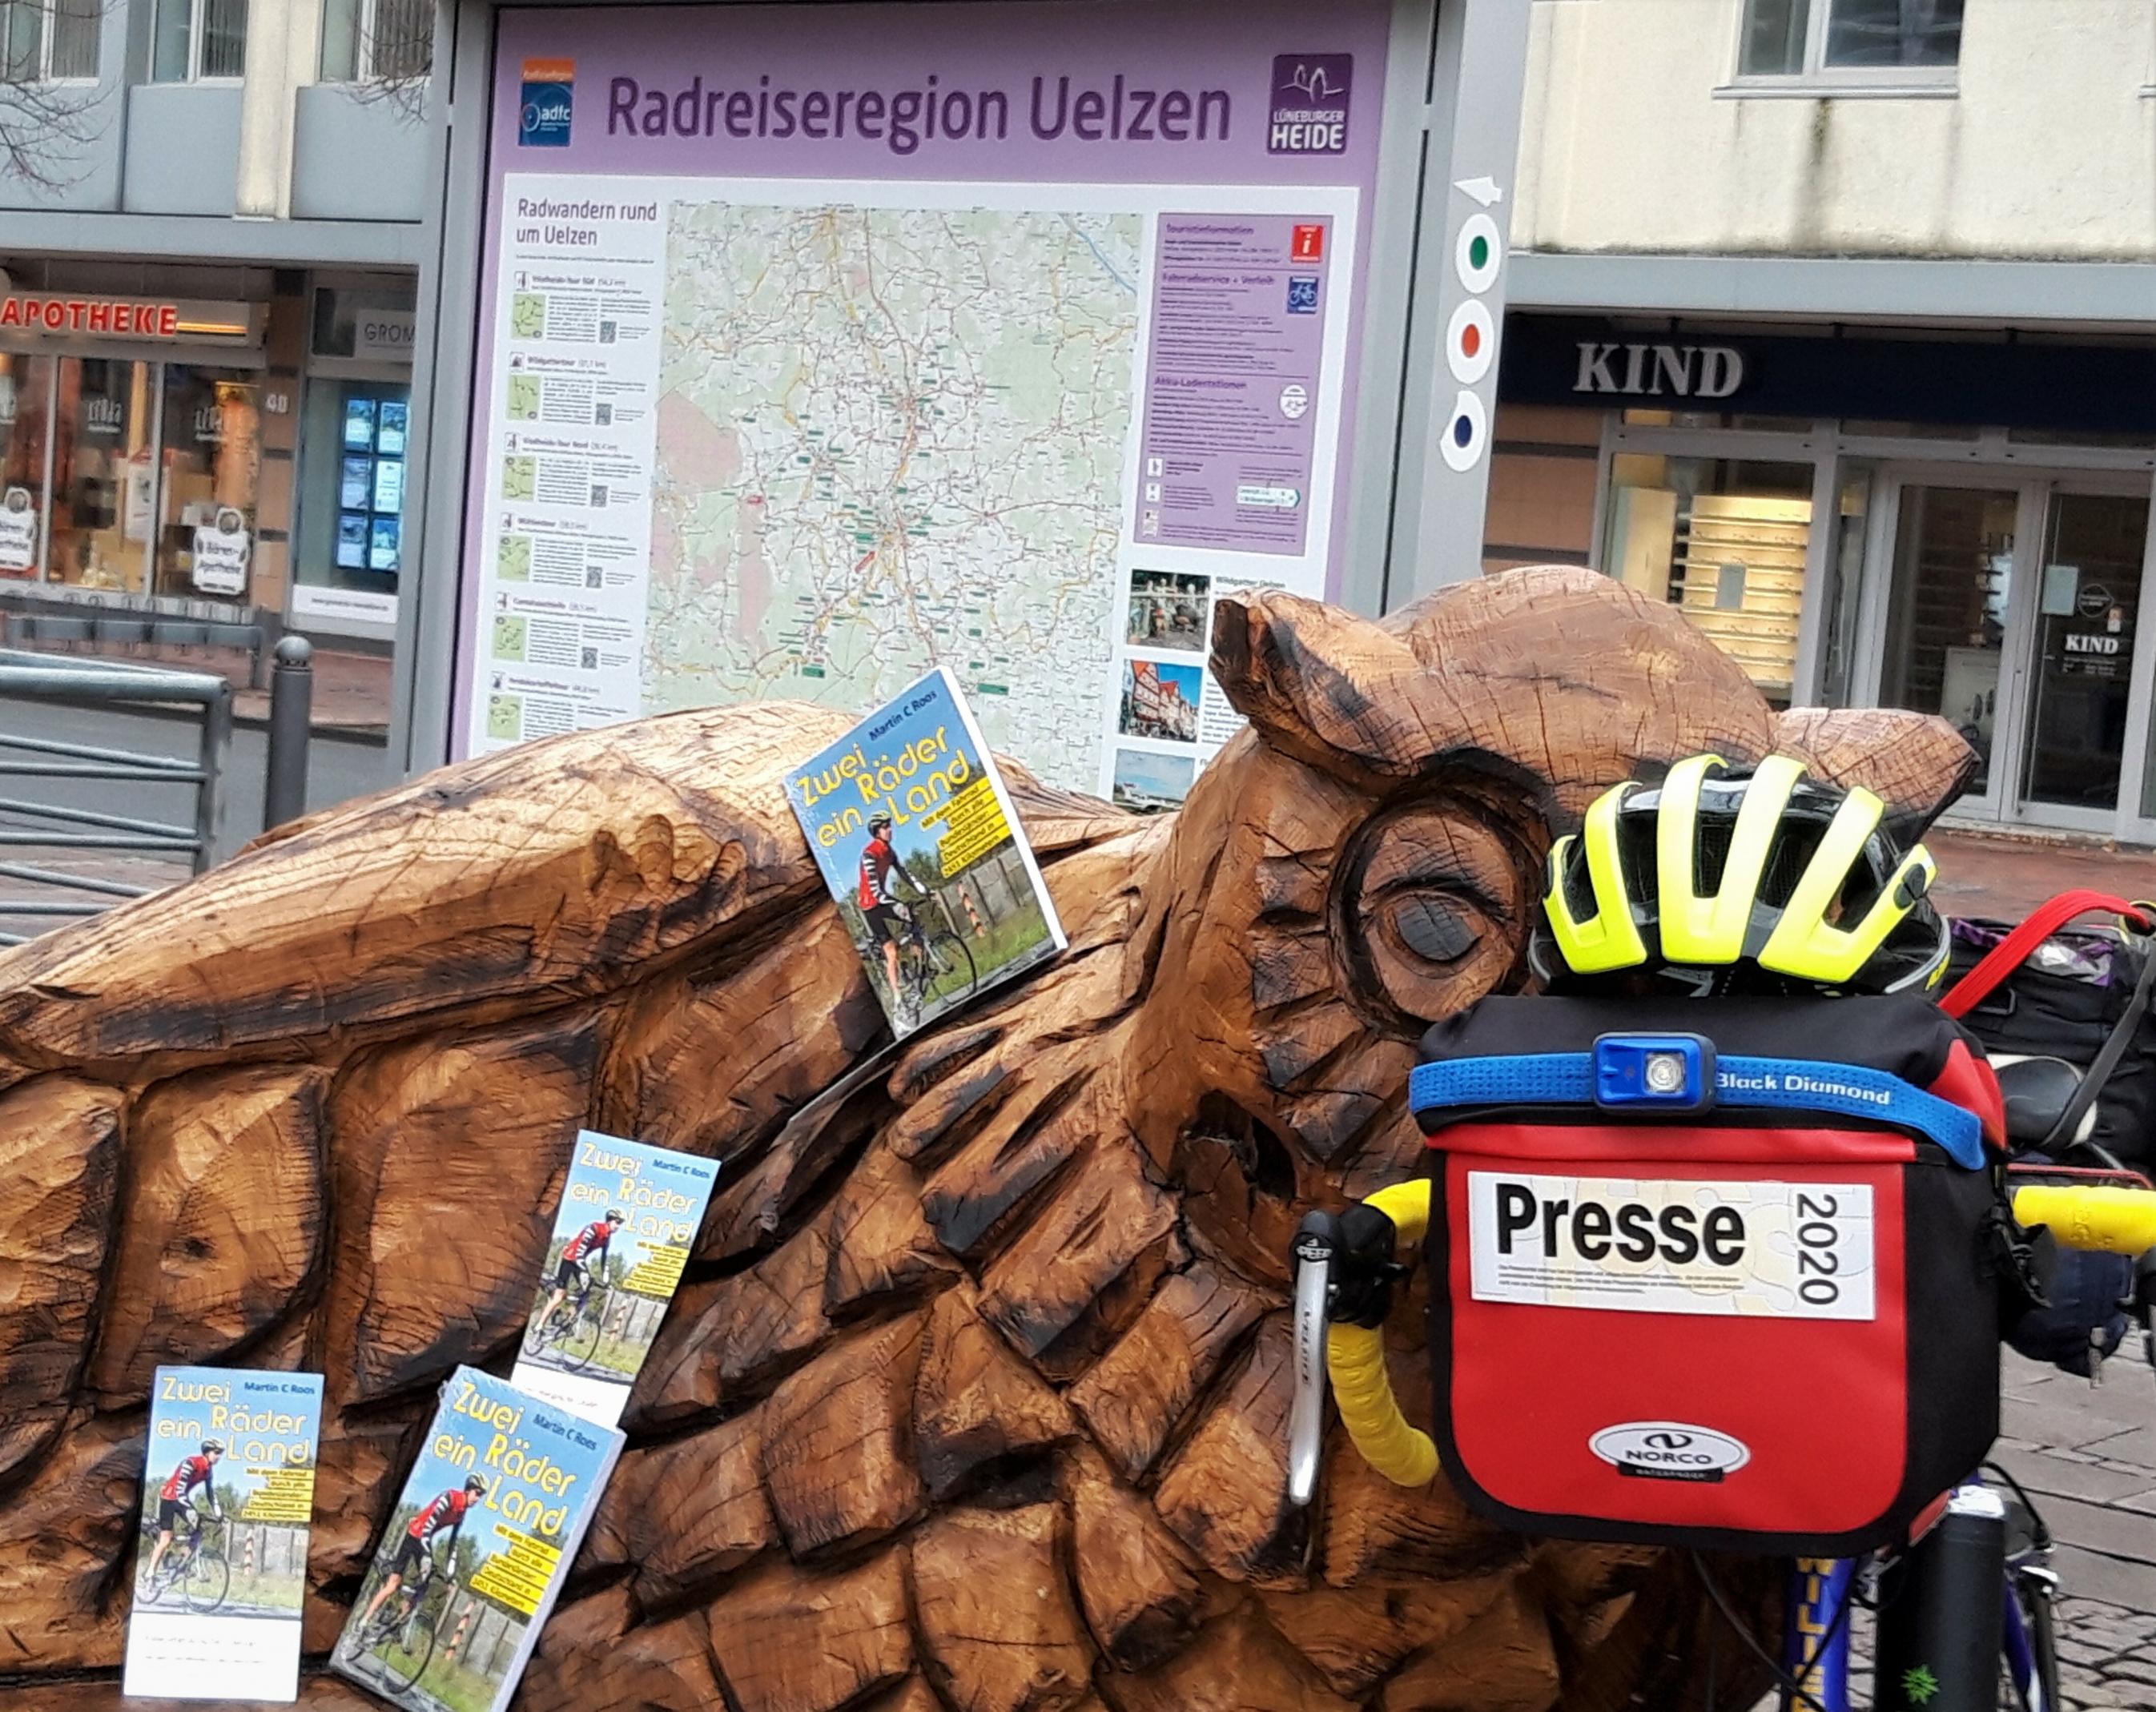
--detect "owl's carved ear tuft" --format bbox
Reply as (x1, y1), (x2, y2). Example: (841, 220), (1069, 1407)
(1774, 708), (1978, 841)
(1209, 590), (1426, 784)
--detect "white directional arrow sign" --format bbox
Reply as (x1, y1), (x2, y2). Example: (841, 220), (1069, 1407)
(1454, 175), (1505, 207)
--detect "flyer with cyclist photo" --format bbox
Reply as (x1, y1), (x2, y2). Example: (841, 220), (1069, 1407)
(783, 665), (1066, 1037)
(123, 1364), (324, 1702)
(332, 1366), (623, 1712)
(510, 1128), (720, 1426)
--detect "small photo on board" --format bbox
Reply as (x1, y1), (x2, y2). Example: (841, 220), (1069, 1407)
(510, 293), (547, 340)
(1110, 747), (1197, 814)
(501, 456), (537, 501)
(497, 534), (533, 581)
(506, 374), (542, 421)
(493, 615), (529, 662)
(486, 693), (523, 743)
(1127, 569), (1210, 653)
(1119, 658), (1202, 745)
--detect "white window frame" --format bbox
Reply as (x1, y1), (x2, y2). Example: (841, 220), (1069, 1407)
(1722, 0), (1962, 99)
(158, 0), (246, 85)
(0, 0), (100, 84)
(324, 0), (432, 84)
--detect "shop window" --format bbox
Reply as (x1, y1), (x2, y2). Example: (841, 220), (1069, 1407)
(1739, 0), (1961, 80)
(154, 366), (260, 602)
(1603, 454), (1816, 707)
(0, 355), (52, 579)
(310, 284), (417, 360)
(1813, 471), (1873, 708)
(1622, 408), (1815, 434)
(1841, 419), (1981, 442)
(151, 0), (247, 81)
(48, 358), (154, 593)
(2005, 424), (2156, 452)
(320, 0), (431, 82)
(295, 377), (409, 613)
(0, 0), (99, 80)
(1878, 484), (2018, 792)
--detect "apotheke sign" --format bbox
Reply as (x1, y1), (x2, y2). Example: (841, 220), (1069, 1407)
(0, 293), (262, 345)
(1575, 340), (1745, 400)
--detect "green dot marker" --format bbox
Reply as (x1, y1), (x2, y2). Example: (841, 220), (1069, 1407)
(1468, 234), (1490, 271)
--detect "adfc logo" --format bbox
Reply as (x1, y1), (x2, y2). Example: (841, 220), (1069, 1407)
(520, 58), (575, 147)
(1268, 54), (1352, 155)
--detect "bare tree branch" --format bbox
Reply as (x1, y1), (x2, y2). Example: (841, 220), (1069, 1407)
(337, 0), (433, 124)
(0, 0), (116, 191)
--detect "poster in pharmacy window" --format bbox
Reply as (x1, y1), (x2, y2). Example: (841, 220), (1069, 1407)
(458, 1), (1389, 805)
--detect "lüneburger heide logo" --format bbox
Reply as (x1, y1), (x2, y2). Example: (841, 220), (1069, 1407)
(1590, 1421), (1752, 1484)
(1268, 54), (1352, 155)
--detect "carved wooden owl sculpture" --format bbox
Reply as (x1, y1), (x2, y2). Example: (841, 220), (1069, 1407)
(0, 567), (1976, 1710)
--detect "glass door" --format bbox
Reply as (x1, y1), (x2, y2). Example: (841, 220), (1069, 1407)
(1873, 480), (2025, 815)
(2012, 488), (2151, 830)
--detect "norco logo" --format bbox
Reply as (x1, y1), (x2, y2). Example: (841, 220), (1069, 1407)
(1494, 1181), (1747, 1267)
(1574, 341), (1744, 400)
(1716, 1067), (1892, 1107)
(1590, 1422), (1751, 1483)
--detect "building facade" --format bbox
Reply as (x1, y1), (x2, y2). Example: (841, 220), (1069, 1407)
(0, 0), (432, 665)
(1487, 0), (2156, 841)
(8, 0), (2154, 846)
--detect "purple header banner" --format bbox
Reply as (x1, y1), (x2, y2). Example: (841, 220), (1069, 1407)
(493, 1), (1390, 186)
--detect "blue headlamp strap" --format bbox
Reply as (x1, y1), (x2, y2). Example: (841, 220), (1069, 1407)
(1407, 1051), (1986, 1171)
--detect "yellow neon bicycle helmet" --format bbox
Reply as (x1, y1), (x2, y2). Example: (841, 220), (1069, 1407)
(1528, 754), (1949, 995)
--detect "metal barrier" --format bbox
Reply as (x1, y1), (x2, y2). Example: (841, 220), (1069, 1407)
(0, 651), (232, 947)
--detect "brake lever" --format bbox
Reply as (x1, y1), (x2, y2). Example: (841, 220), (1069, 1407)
(1286, 1210), (1338, 1509)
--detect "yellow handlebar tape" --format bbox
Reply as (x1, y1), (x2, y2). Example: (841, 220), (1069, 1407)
(1325, 1180), (1438, 1489)
(2013, 1185), (2156, 1258)
(1326, 1324), (1440, 1489)
(1365, 1180), (1431, 1243)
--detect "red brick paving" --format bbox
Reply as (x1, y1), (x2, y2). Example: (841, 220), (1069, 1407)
(1929, 827), (2156, 924)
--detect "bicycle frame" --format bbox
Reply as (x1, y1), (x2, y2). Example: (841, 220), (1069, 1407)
(1782, 1558), (1856, 1712)
(1780, 1477), (2048, 1712)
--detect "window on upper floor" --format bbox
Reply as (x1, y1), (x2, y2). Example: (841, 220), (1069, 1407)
(321, 0), (432, 82)
(0, 0), (99, 81)
(1739, 0), (1963, 82)
(151, 0), (247, 79)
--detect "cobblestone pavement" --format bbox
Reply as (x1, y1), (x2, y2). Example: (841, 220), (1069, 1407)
(1745, 1350), (2156, 1709)
(1996, 1348), (2156, 1707)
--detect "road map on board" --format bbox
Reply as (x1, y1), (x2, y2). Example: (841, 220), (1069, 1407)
(466, 177), (1357, 808)
(647, 203), (1142, 786)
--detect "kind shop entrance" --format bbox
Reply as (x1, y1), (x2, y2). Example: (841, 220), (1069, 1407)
(1858, 472), (2155, 834)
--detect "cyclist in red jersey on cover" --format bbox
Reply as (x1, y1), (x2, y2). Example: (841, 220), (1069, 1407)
(857, 812), (917, 1000)
(143, 1439), (224, 1584)
(536, 1206), (625, 1334)
(356, 1473), (487, 1634)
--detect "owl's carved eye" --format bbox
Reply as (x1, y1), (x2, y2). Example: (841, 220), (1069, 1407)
(1341, 805), (1532, 1027)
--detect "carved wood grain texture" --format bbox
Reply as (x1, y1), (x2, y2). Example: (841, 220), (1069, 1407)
(0, 573), (1969, 1708)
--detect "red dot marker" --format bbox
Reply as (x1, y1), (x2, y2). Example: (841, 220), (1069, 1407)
(1461, 324), (1482, 359)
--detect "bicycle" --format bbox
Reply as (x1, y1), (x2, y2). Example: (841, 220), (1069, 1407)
(885, 894), (977, 1024)
(522, 1268), (607, 1371)
(141, 1508), (229, 1613)
(352, 1553), (445, 1694)
(1287, 1056), (2156, 1712)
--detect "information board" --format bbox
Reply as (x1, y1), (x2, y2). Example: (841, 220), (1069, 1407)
(462, 1), (1390, 805)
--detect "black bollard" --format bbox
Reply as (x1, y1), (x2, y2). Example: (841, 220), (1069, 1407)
(263, 636), (314, 832)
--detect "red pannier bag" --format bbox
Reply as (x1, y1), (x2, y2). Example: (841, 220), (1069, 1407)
(1410, 991), (2007, 1555)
